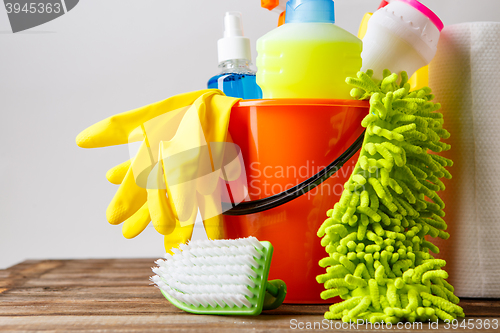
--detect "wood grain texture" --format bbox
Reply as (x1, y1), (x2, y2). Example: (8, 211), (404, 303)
(0, 259), (498, 332)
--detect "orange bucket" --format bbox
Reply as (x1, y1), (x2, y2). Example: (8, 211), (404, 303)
(222, 99), (369, 303)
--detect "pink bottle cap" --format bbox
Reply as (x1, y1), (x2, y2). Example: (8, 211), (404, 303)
(396, 0), (444, 31)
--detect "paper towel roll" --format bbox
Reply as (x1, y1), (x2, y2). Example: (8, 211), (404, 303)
(429, 22), (500, 298)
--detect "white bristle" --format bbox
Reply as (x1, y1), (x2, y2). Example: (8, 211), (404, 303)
(151, 236), (265, 309)
(212, 295), (226, 308)
(162, 253), (174, 260)
(163, 277), (254, 298)
(189, 255), (259, 268)
(178, 243), (190, 251)
(185, 237), (262, 251)
(166, 272), (255, 288)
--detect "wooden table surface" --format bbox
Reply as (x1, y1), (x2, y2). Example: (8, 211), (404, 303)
(0, 259), (498, 332)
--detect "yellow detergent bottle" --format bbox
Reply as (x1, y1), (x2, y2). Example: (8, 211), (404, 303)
(256, 0), (362, 99)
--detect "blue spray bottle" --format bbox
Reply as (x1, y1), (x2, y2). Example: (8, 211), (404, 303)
(208, 12), (262, 99)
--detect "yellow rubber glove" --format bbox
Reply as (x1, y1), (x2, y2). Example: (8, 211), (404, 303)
(77, 90), (212, 226)
(122, 202), (151, 239)
(106, 160), (131, 185)
(146, 151), (176, 236)
(76, 89), (242, 252)
(154, 93), (241, 247)
(76, 90), (212, 148)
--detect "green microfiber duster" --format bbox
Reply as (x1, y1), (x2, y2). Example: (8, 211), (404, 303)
(316, 70), (463, 324)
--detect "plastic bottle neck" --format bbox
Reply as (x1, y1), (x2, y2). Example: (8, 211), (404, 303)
(285, 0), (335, 24)
(218, 59), (255, 74)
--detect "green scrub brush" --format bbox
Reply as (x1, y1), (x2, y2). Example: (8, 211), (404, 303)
(151, 237), (287, 315)
(317, 70), (463, 323)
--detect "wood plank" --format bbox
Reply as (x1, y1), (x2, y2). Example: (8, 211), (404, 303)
(460, 298), (500, 317)
(0, 260), (65, 292)
(0, 315), (499, 333)
(0, 259), (499, 332)
(0, 288), (498, 317)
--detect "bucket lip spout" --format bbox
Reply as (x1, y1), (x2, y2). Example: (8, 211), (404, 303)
(235, 98), (370, 108)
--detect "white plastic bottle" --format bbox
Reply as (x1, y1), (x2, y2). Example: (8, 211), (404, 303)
(207, 12), (262, 99)
(361, 0), (444, 81)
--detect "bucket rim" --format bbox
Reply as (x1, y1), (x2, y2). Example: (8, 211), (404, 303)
(235, 99), (370, 109)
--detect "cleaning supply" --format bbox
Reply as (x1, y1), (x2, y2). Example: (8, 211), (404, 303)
(256, 0), (362, 99)
(357, 0), (430, 90)
(357, 0), (429, 90)
(429, 22), (500, 298)
(207, 12), (262, 100)
(222, 98), (369, 303)
(76, 90), (244, 251)
(357, 0), (389, 39)
(409, 67), (430, 92)
(361, 0), (443, 82)
(261, 0), (287, 26)
(317, 70), (463, 323)
(261, 0), (286, 13)
(151, 236), (287, 315)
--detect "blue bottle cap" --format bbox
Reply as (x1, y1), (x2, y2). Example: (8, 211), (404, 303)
(285, 0), (335, 24)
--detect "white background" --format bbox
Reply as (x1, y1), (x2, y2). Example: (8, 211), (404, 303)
(1, 0), (500, 269)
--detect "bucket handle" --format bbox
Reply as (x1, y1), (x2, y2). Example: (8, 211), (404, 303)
(222, 131), (365, 216)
